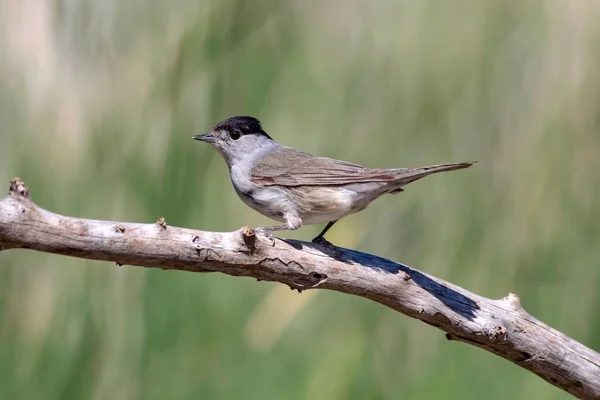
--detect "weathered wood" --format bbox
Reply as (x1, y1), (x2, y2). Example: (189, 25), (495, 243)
(0, 178), (598, 399)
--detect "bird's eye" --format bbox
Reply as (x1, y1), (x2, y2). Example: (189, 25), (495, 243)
(230, 130), (241, 140)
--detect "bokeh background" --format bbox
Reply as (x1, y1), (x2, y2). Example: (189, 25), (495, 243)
(1, 0), (599, 399)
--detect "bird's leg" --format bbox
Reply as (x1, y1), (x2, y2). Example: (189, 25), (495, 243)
(312, 220), (338, 245)
(254, 213), (302, 244)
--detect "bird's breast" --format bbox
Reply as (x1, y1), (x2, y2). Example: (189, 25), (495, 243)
(237, 187), (292, 222)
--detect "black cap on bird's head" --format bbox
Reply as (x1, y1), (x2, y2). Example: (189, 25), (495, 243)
(213, 116), (271, 139)
(192, 116), (272, 143)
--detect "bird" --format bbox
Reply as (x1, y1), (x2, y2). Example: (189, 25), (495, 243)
(193, 116), (474, 244)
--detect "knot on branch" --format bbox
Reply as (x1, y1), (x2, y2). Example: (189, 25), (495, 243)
(241, 226), (256, 251)
(486, 325), (508, 342)
(9, 177), (29, 199)
(286, 271), (328, 293)
(156, 217), (167, 229)
(502, 292), (524, 312)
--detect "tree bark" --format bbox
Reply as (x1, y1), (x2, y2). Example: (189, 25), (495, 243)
(0, 178), (598, 399)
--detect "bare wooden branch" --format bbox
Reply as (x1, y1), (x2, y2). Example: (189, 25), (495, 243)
(0, 178), (598, 399)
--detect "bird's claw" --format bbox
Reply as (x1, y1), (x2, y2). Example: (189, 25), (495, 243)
(312, 236), (335, 248)
(254, 229), (275, 246)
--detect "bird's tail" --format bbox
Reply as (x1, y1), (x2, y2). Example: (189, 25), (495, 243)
(390, 162), (476, 189)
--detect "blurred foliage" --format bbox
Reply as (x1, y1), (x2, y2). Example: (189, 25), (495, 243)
(1, 0), (599, 399)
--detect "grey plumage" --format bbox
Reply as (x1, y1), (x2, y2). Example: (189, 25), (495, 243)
(251, 145), (472, 187)
(193, 116), (474, 243)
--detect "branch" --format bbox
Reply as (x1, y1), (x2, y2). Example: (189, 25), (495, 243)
(1, 178), (599, 399)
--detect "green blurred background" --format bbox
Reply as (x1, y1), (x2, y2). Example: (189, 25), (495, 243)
(1, 0), (599, 399)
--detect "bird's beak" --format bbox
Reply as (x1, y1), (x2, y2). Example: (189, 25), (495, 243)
(192, 132), (215, 143)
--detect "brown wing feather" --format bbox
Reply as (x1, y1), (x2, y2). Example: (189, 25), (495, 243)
(251, 147), (397, 187)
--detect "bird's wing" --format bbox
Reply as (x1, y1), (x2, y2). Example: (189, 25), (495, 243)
(251, 146), (397, 187)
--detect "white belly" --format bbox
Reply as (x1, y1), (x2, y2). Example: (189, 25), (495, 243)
(244, 186), (361, 225)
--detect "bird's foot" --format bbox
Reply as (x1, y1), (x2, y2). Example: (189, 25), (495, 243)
(253, 228), (276, 246)
(312, 236), (336, 248)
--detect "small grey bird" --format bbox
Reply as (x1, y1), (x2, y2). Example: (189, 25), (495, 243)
(193, 116), (474, 243)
